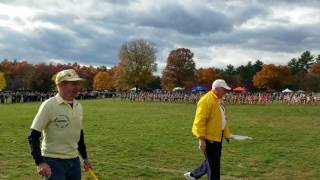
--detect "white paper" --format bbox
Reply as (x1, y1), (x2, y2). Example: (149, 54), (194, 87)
(231, 134), (253, 141)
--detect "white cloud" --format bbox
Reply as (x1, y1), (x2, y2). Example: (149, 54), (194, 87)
(192, 46), (304, 69)
(272, 6), (320, 25)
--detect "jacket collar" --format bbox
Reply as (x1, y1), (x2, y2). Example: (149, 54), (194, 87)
(209, 90), (218, 100)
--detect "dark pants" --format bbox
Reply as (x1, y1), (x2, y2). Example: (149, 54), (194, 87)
(191, 140), (222, 180)
(43, 157), (81, 180)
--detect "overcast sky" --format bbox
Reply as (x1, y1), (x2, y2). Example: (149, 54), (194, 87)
(0, 0), (320, 74)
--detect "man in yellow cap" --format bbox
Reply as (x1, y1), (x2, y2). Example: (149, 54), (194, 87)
(28, 69), (92, 179)
(184, 79), (232, 180)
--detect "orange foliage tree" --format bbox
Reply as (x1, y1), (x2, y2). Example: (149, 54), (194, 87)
(253, 64), (293, 90)
(302, 61), (320, 92)
(0, 60), (34, 90)
(302, 73), (320, 92)
(195, 68), (219, 84)
(161, 48), (196, 90)
(78, 65), (98, 90)
(93, 71), (109, 91)
(311, 62), (320, 75)
(93, 67), (117, 91)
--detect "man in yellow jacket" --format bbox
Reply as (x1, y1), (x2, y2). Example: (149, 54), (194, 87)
(184, 79), (232, 180)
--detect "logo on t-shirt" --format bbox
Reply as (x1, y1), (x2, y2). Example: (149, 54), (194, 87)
(53, 115), (70, 128)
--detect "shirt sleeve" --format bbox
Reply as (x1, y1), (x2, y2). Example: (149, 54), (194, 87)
(27, 129), (44, 165)
(77, 130), (88, 159)
(192, 95), (210, 138)
(30, 101), (50, 131)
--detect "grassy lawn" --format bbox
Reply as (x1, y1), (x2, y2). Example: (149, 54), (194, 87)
(0, 99), (319, 179)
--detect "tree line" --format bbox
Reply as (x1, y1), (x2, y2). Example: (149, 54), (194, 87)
(1, 39), (320, 92)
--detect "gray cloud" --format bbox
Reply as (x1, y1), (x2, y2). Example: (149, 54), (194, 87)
(135, 3), (233, 35)
(0, 0), (320, 71)
(228, 3), (270, 25)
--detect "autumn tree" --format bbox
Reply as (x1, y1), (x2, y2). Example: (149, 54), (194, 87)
(115, 39), (157, 90)
(195, 68), (219, 84)
(0, 72), (6, 90)
(0, 60), (35, 90)
(78, 65), (98, 90)
(302, 61), (320, 92)
(253, 64), (293, 91)
(302, 73), (320, 92)
(30, 63), (56, 92)
(161, 48), (196, 90)
(0, 60), (15, 90)
(311, 61), (320, 75)
(93, 71), (109, 91)
(93, 67), (116, 91)
(106, 66), (117, 90)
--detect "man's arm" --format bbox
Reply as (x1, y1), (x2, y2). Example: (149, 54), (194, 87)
(27, 129), (44, 165)
(27, 129), (52, 177)
(78, 130), (92, 171)
(78, 130), (88, 159)
(192, 95), (210, 138)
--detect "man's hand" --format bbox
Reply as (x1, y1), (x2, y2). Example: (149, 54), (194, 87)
(83, 159), (92, 171)
(198, 138), (206, 151)
(37, 163), (51, 177)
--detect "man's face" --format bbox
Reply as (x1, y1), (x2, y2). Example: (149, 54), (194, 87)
(215, 87), (227, 99)
(57, 81), (81, 101)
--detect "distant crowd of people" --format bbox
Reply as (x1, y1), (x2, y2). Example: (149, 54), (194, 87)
(0, 91), (113, 104)
(223, 92), (320, 105)
(116, 91), (320, 105)
(0, 91), (55, 104)
(1, 90), (319, 105)
(117, 91), (203, 103)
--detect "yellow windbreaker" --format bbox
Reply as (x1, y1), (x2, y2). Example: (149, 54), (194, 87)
(192, 91), (231, 142)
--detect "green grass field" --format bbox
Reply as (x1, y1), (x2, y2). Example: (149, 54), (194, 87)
(0, 99), (319, 180)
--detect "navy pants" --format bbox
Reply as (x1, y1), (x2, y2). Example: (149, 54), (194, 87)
(43, 157), (81, 180)
(191, 140), (222, 180)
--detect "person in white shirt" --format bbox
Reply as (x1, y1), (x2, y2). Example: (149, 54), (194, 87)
(28, 69), (92, 180)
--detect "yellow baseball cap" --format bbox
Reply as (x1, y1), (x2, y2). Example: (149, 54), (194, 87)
(55, 69), (84, 84)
